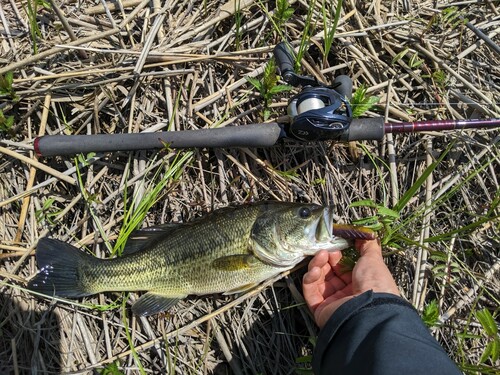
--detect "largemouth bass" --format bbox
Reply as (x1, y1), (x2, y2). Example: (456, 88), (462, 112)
(28, 202), (374, 316)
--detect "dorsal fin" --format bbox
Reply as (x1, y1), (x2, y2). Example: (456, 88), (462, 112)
(123, 223), (183, 255)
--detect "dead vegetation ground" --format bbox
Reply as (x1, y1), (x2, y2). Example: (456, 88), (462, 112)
(0, 0), (499, 374)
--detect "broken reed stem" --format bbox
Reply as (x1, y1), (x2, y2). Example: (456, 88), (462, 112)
(0, 146), (75, 185)
(48, 0), (88, 59)
(413, 44), (500, 116)
(0, 155), (104, 208)
(412, 138), (434, 310)
(435, 235), (458, 341)
(440, 257), (500, 324)
(85, 0), (149, 15)
(464, 20), (500, 55)
(212, 319), (244, 375)
(0, 28), (119, 76)
(14, 93), (51, 243)
(174, 0), (257, 45)
(431, 135), (500, 203)
(384, 79), (399, 207)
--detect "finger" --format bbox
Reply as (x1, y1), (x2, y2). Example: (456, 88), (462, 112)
(307, 250), (329, 271)
(303, 265), (322, 286)
(328, 251), (342, 267)
(302, 266), (325, 310)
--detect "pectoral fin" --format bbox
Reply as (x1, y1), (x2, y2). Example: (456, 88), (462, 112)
(212, 254), (261, 271)
(132, 292), (186, 316)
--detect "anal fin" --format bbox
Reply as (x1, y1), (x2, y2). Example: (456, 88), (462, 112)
(132, 292), (186, 316)
(223, 282), (259, 295)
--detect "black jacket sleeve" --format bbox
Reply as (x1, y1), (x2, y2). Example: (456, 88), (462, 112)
(313, 290), (462, 375)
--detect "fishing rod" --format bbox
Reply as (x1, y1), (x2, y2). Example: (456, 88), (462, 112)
(34, 43), (500, 157)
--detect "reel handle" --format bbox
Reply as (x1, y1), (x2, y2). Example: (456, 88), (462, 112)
(333, 75), (353, 100)
(273, 42), (296, 84)
(273, 42), (318, 87)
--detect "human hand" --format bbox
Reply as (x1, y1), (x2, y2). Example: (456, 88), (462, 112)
(302, 239), (400, 328)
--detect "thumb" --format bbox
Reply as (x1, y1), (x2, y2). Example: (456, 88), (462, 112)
(355, 239), (382, 258)
(353, 239), (400, 297)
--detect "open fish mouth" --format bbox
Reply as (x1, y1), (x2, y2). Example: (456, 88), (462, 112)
(314, 207), (377, 241)
(311, 207), (377, 244)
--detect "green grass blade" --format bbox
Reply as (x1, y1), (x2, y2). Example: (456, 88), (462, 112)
(425, 214), (500, 243)
(476, 309), (498, 336)
(393, 143), (452, 212)
(322, 0), (343, 63)
(114, 151), (193, 255)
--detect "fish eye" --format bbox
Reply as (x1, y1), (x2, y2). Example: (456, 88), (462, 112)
(298, 207), (312, 219)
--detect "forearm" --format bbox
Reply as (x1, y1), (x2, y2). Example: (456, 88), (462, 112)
(313, 290), (462, 375)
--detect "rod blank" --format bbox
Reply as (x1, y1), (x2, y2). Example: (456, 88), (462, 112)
(385, 118), (500, 133)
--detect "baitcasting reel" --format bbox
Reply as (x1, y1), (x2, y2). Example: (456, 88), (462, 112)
(273, 42), (354, 142)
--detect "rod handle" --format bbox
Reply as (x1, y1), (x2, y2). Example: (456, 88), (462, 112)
(35, 123), (284, 157)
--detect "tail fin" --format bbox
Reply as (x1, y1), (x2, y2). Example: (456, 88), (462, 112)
(28, 238), (95, 298)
